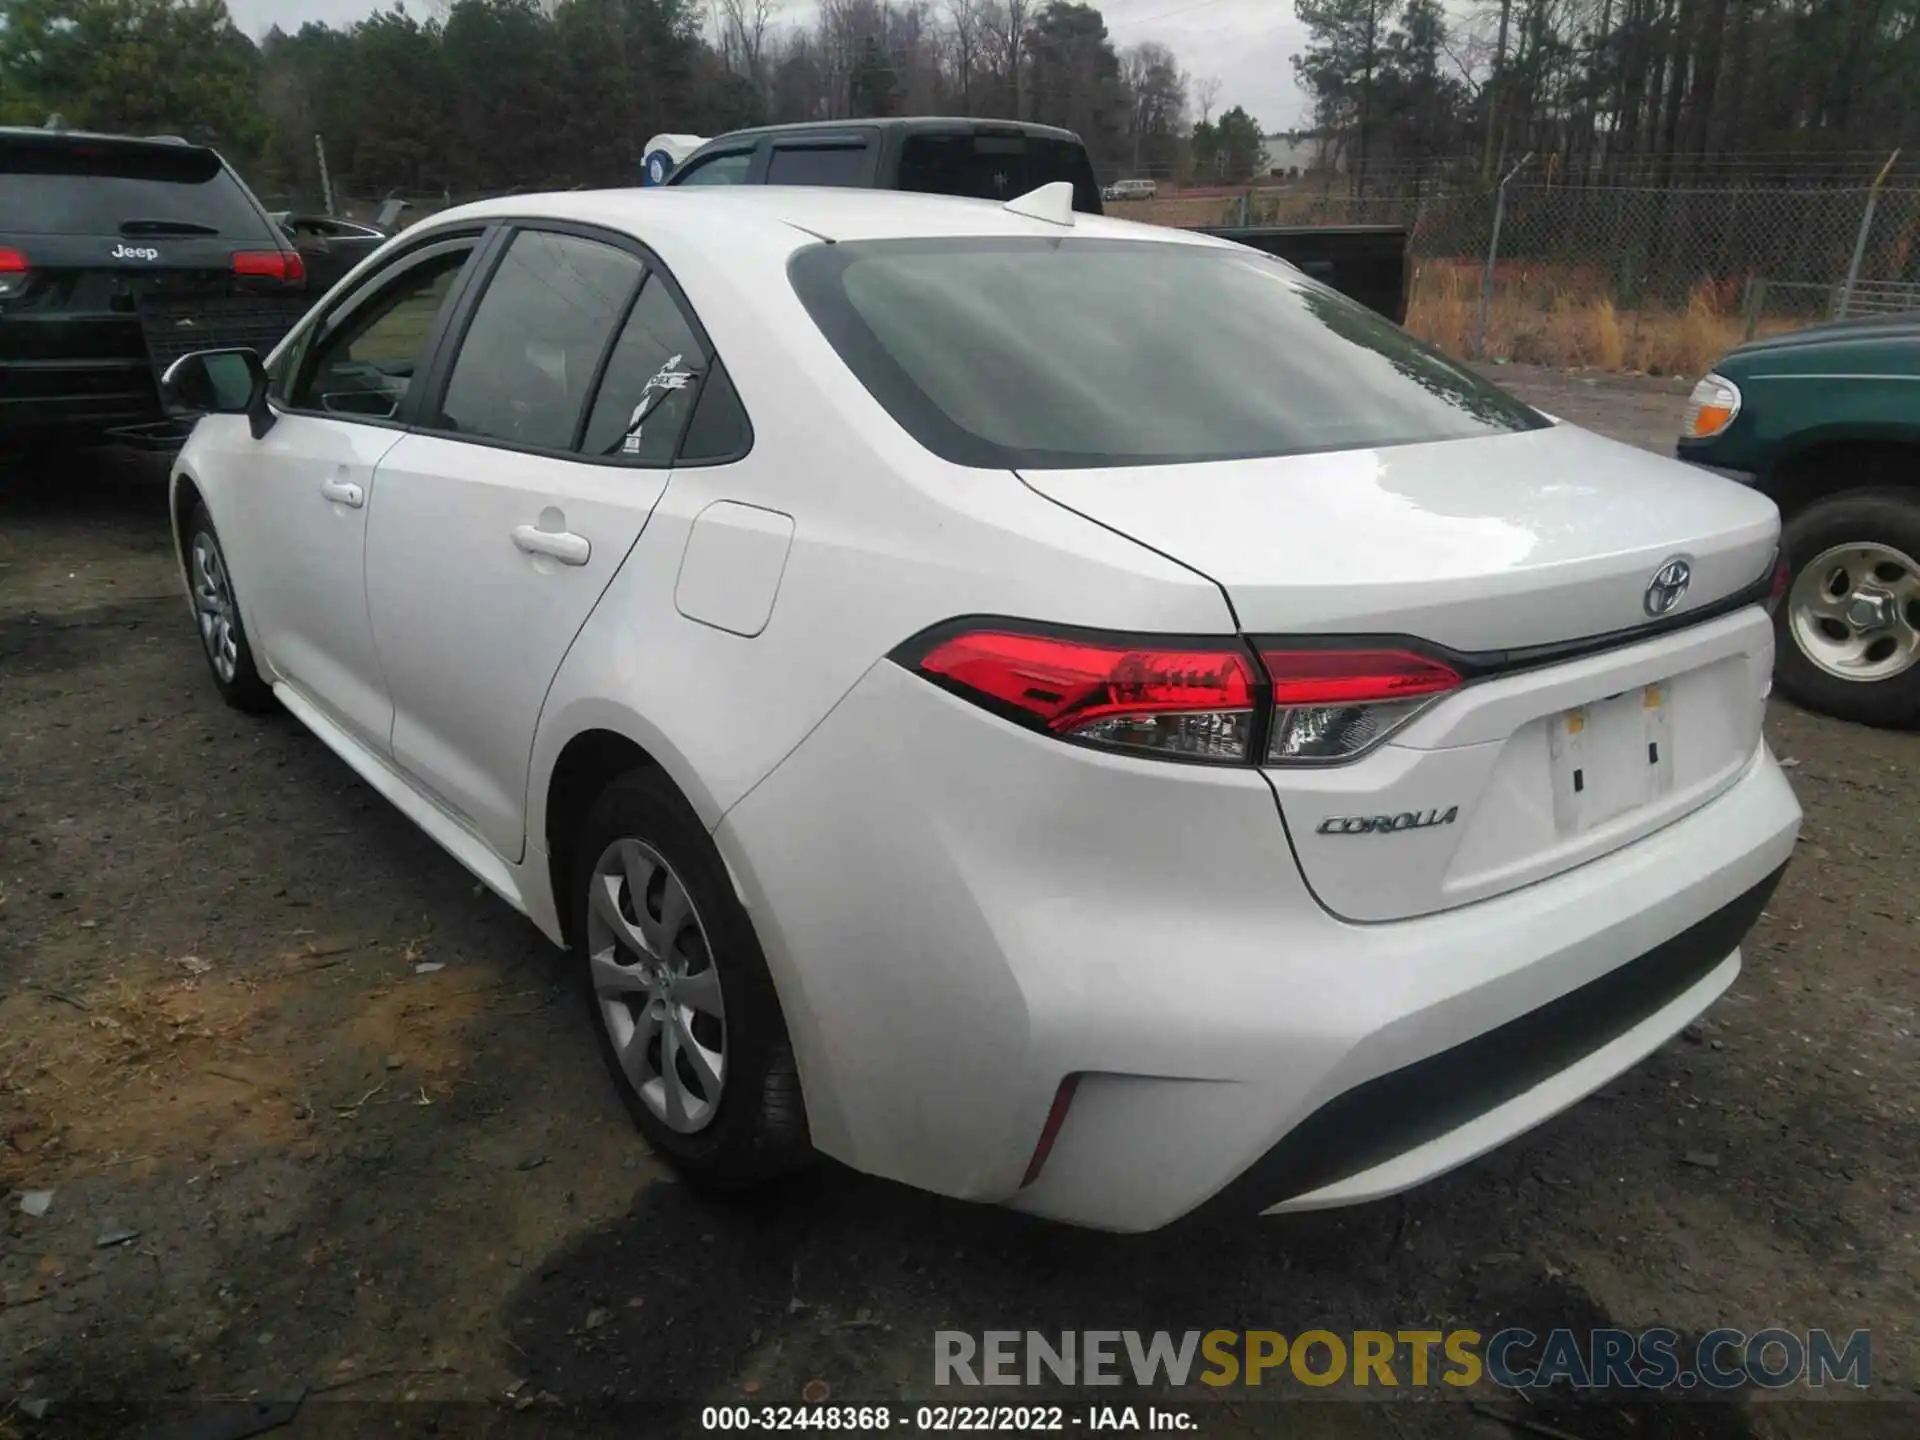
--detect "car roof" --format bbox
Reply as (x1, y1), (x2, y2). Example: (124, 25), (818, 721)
(695, 116), (1084, 146)
(0, 125), (212, 155)
(427, 184), (1228, 252)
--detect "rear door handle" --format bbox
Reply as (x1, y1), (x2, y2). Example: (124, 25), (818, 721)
(512, 524), (591, 566)
(320, 478), (364, 508)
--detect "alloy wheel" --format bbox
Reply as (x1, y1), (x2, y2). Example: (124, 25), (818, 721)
(190, 532), (240, 683)
(584, 837), (727, 1133)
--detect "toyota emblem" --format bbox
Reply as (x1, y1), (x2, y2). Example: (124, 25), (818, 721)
(1644, 557), (1692, 616)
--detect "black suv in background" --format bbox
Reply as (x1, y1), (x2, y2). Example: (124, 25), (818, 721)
(1, 127), (309, 449)
(664, 117), (1410, 324)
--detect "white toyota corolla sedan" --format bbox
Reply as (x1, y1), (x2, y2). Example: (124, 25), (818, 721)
(163, 183), (1801, 1232)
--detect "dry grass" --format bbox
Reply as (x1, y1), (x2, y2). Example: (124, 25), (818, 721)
(1592, 298), (1625, 369)
(1404, 262), (1805, 376)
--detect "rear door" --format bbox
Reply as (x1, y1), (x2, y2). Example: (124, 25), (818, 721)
(0, 133), (306, 431)
(364, 224), (718, 860)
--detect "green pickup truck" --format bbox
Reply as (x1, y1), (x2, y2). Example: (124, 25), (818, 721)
(1678, 315), (1920, 727)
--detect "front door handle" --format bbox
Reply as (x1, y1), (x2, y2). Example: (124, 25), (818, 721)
(320, 478), (364, 508)
(512, 524), (591, 566)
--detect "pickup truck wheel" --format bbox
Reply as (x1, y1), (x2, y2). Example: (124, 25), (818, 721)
(1775, 491), (1920, 728)
(572, 767), (811, 1188)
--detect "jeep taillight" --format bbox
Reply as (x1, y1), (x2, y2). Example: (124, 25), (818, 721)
(897, 624), (1461, 766)
(0, 247), (27, 299)
(232, 250), (305, 284)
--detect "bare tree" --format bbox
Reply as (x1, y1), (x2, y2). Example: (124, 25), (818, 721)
(719, 0), (781, 88)
(945, 0), (983, 112)
(1002, 0), (1030, 118)
(1194, 73), (1221, 124)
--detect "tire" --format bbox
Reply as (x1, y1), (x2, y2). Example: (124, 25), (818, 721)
(185, 501), (275, 714)
(571, 766), (811, 1188)
(1774, 488), (1920, 728)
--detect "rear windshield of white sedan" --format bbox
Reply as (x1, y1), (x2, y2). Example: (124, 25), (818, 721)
(788, 238), (1547, 469)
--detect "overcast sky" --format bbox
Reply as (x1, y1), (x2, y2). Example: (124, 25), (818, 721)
(225, 0), (1313, 133)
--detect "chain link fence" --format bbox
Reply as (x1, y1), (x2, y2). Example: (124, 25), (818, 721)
(1137, 172), (1920, 374)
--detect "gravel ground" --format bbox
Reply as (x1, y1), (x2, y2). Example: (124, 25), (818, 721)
(2, 369), (1916, 1439)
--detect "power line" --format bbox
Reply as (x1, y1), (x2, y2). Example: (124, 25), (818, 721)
(1121, 0), (1236, 27)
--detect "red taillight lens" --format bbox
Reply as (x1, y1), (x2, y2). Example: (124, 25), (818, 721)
(0, 247), (27, 298)
(912, 628), (1260, 762)
(1260, 648), (1461, 763)
(901, 624), (1465, 766)
(231, 249), (305, 284)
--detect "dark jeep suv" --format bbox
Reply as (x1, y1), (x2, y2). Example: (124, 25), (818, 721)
(1, 126), (309, 449)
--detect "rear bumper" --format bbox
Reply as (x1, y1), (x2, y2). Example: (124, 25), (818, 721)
(715, 661), (1801, 1232)
(0, 316), (164, 435)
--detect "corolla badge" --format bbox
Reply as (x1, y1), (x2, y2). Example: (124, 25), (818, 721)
(112, 243), (160, 261)
(1317, 807), (1459, 836)
(1643, 557), (1692, 616)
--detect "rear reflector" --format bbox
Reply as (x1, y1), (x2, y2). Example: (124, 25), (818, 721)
(1020, 1075), (1081, 1187)
(912, 628), (1260, 763)
(231, 249), (305, 284)
(0, 247), (26, 298)
(1766, 549), (1790, 615)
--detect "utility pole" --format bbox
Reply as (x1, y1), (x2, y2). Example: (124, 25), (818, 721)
(314, 134), (335, 217)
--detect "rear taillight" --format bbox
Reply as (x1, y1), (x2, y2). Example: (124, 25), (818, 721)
(1260, 648), (1461, 763)
(231, 249), (305, 284)
(899, 624), (1463, 766)
(910, 627), (1261, 762)
(0, 246), (27, 299)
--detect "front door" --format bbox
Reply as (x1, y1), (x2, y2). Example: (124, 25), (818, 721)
(364, 226), (712, 858)
(227, 236), (479, 753)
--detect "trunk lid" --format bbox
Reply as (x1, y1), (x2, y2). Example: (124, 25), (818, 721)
(1018, 424), (1780, 649)
(1020, 424), (1782, 922)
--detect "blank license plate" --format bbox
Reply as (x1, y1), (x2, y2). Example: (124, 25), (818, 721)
(1548, 683), (1676, 835)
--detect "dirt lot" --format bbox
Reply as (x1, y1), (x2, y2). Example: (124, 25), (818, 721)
(3, 369), (1917, 1439)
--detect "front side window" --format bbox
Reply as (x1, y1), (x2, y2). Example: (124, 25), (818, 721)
(676, 151), (753, 186)
(286, 246), (471, 420)
(579, 275), (708, 462)
(436, 229), (643, 450)
(790, 238), (1545, 469)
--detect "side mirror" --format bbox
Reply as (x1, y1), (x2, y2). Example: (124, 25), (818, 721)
(161, 347), (276, 439)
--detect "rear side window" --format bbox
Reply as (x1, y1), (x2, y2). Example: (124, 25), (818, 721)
(898, 134), (1101, 214)
(0, 140), (274, 239)
(677, 362), (752, 462)
(765, 144), (869, 187)
(580, 275), (707, 462)
(437, 230), (644, 450)
(790, 237), (1546, 470)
